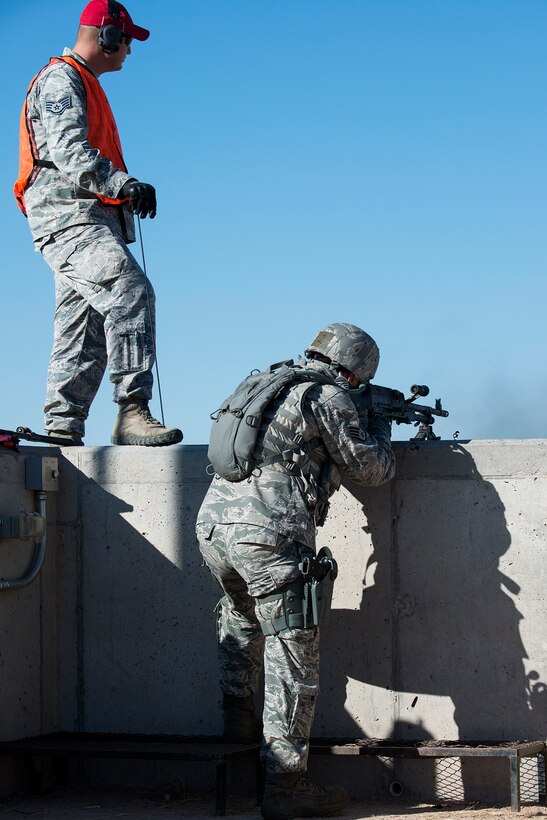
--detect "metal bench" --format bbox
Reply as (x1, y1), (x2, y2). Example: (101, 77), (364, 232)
(310, 738), (547, 812)
(0, 732), (261, 816)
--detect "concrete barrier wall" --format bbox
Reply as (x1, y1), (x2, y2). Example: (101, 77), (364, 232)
(54, 446), (216, 736)
(0, 440), (545, 800)
(318, 441), (547, 741)
(0, 451), (58, 736)
(0, 449), (59, 794)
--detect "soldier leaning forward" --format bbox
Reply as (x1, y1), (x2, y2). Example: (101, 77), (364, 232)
(14, 0), (181, 447)
(196, 322), (396, 820)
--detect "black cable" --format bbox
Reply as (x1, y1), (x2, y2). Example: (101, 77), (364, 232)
(137, 216), (165, 426)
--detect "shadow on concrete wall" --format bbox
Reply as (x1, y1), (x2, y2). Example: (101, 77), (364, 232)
(318, 443), (546, 744)
(55, 444), (545, 798)
(58, 449), (219, 737)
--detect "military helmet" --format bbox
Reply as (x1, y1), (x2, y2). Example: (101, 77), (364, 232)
(306, 322), (379, 385)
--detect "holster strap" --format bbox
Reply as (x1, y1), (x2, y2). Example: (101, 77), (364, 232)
(259, 583), (306, 636)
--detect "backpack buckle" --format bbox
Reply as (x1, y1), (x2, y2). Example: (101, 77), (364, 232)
(269, 359), (294, 372)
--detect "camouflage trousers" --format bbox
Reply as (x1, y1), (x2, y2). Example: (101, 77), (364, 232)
(197, 521), (319, 774)
(39, 222), (155, 436)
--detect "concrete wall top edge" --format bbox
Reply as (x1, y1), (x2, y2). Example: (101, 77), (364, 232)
(52, 445), (212, 485)
(391, 439), (547, 480)
(68, 439), (547, 483)
(7, 439), (547, 484)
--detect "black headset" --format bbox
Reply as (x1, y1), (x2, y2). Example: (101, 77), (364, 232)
(98, 0), (124, 53)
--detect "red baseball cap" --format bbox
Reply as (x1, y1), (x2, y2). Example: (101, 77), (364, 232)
(80, 0), (150, 42)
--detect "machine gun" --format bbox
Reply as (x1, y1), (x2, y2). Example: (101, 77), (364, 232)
(0, 427), (72, 450)
(349, 383), (449, 441)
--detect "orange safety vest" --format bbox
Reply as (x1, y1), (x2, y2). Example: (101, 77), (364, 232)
(14, 56), (129, 215)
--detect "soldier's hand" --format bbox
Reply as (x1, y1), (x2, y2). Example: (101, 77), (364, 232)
(367, 412), (392, 442)
(121, 181), (157, 219)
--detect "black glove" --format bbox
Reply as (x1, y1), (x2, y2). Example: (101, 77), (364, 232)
(366, 412), (392, 442)
(120, 181), (156, 219)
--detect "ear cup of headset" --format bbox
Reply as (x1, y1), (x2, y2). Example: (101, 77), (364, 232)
(99, 23), (122, 52)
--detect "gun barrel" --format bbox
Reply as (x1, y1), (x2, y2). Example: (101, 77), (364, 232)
(411, 402), (449, 419)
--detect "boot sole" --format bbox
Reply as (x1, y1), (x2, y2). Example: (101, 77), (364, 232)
(111, 430), (183, 446)
(262, 797), (349, 820)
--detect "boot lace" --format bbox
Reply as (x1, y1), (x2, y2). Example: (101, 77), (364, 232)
(137, 404), (164, 428)
(296, 777), (325, 796)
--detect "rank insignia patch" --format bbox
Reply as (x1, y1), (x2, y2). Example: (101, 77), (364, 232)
(45, 96), (73, 114)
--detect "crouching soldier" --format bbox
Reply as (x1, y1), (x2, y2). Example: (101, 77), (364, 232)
(196, 323), (395, 820)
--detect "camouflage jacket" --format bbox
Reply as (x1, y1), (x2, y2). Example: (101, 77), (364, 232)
(22, 48), (134, 245)
(198, 359), (395, 549)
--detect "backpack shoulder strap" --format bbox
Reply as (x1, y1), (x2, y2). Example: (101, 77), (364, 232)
(252, 367), (334, 472)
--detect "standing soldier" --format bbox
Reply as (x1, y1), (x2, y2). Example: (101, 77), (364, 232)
(196, 323), (395, 820)
(14, 0), (182, 447)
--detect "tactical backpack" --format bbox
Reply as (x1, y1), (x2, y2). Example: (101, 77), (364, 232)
(207, 359), (334, 482)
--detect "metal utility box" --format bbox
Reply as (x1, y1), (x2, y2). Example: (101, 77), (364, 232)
(25, 456), (59, 492)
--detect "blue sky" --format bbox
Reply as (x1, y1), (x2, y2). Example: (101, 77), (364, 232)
(1, 0), (546, 445)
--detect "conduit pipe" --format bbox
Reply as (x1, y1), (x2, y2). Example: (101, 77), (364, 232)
(389, 781), (404, 796)
(0, 455), (58, 591)
(0, 492), (48, 591)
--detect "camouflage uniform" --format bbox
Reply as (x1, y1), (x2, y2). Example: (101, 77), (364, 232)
(196, 357), (395, 773)
(23, 48), (154, 436)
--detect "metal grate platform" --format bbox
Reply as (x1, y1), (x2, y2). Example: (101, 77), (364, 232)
(309, 738), (547, 812)
(0, 732), (261, 816)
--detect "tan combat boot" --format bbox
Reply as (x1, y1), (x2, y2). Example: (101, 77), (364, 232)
(48, 431), (84, 447)
(261, 771), (349, 820)
(111, 400), (183, 446)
